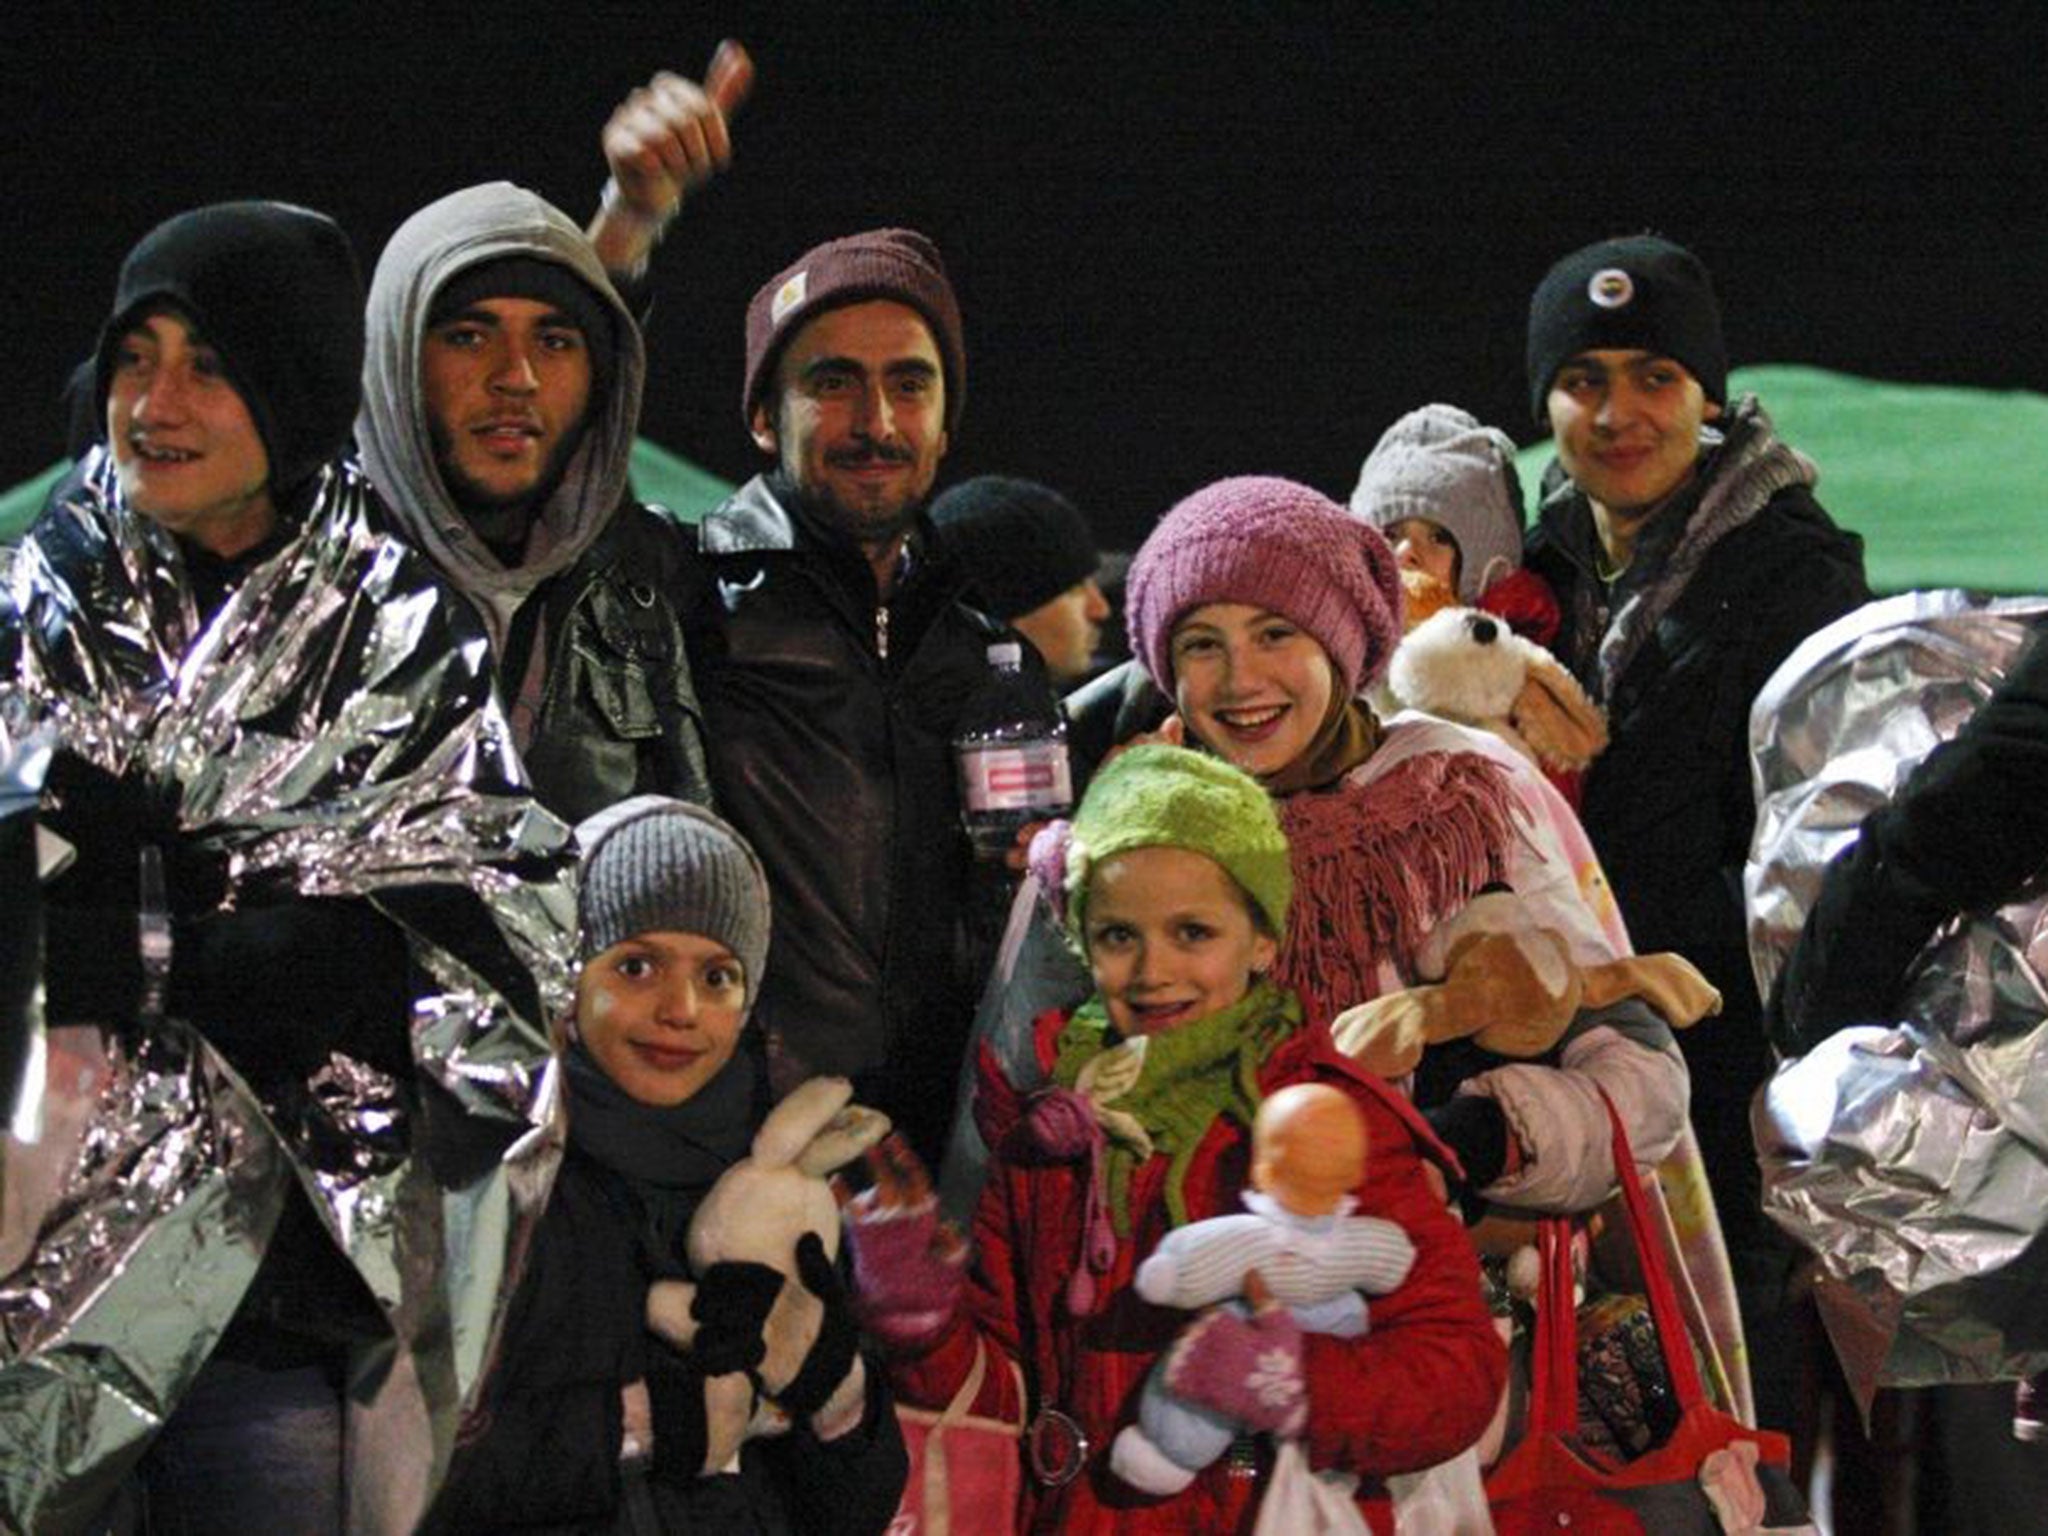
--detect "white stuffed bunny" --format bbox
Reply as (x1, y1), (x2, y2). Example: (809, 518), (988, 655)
(645, 1076), (891, 1472)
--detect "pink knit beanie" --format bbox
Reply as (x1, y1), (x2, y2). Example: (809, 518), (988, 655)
(744, 228), (966, 433)
(1125, 476), (1404, 696)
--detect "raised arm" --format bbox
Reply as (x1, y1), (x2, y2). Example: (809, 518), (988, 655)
(587, 41), (755, 281)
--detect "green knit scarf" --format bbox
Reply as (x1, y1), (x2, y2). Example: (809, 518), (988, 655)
(1051, 979), (1301, 1236)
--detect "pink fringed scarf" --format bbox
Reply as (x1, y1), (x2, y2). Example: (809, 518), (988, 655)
(1275, 748), (1523, 1026)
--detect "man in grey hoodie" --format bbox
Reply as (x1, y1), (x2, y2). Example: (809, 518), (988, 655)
(358, 181), (712, 821)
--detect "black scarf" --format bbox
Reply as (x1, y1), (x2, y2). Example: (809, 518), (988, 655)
(564, 1038), (759, 1272)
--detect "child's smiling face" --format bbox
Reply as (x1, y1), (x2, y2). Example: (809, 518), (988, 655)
(574, 930), (748, 1106)
(1082, 846), (1277, 1038)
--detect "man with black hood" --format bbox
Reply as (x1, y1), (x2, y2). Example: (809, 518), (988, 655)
(4, 203), (564, 1534)
(358, 181), (713, 822)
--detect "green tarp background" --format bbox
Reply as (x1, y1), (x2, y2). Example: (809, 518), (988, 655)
(1510, 364), (2048, 595)
(8, 365), (2044, 595)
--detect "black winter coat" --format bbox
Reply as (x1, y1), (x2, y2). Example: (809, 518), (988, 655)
(513, 501), (715, 824)
(426, 1144), (907, 1535)
(1526, 443), (1869, 1257)
(686, 476), (1010, 1166)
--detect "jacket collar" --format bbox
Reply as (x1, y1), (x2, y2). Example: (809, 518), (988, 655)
(700, 472), (798, 556)
(699, 473), (967, 595)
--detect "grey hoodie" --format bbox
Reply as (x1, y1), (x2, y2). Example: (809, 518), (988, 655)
(358, 181), (645, 650)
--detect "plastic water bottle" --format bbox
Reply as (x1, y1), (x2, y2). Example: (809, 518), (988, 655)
(955, 641), (1073, 860)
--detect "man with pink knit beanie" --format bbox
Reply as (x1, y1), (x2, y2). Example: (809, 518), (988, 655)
(683, 229), (1013, 1167)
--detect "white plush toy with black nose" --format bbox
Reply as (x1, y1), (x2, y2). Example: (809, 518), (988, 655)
(1386, 606), (1607, 775)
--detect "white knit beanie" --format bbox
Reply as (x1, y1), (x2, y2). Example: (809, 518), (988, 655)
(1348, 404), (1526, 604)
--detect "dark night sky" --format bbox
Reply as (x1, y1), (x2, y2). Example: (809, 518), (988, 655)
(7, 3), (2046, 550)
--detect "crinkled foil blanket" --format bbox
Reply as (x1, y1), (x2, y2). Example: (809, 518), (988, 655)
(0, 453), (576, 1534)
(1746, 589), (2048, 1414)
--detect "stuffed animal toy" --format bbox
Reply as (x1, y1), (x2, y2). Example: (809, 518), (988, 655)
(1330, 890), (1723, 1080)
(1387, 606), (1608, 778)
(645, 1076), (891, 1473)
(1108, 1084), (1417, 1496)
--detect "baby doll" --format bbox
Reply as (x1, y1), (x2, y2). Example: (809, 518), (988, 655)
(1108, 1082), (1416, 1495)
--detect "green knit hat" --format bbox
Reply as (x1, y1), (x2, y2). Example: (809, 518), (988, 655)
(1062, 744), (1291, 942)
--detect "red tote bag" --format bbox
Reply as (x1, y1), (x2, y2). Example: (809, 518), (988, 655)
(891, 1340), (1025, 1536)
(1487, 1101), (1814, 1534)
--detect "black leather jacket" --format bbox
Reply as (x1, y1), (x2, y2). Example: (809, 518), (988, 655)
(519, 501), (715, 824)
(687, 475), (1011, 1163)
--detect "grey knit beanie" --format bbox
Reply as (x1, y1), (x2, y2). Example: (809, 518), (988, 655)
(575, 796), (771, 999)
(1348, 404), (1525, 604)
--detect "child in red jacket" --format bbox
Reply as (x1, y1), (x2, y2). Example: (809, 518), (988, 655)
(847, 745), (1502, 1534)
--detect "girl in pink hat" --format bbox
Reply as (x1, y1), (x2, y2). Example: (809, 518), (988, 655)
(1117, 477), (1752, 1463)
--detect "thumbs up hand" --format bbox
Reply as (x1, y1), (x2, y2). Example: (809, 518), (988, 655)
(591, 41), (755, 270)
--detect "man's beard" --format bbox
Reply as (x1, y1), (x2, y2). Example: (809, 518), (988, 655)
(793, 443), (927, 549)
(430, 418), (589, 559)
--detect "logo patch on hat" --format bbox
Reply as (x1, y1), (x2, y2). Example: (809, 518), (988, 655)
(1588, 268), (1634, 309)
(771, 271), (808, 325)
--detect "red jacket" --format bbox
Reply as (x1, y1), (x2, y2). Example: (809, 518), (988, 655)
(891, 1014), (1504, 1534)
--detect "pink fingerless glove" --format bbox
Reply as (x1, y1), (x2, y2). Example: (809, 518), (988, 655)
(1162, 1301), (1308, 1438)
(844, 1190), (967, 1354)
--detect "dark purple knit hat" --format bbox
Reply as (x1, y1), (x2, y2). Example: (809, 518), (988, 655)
(743, 228), (965, 433)
(1125, 476), (1404, 698)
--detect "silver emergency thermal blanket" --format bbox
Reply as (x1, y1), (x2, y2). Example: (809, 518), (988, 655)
(0, 451), (576, 1534)
(1746, 588), (2048, 1416)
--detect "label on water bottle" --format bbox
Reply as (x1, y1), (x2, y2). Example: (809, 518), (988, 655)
(958, 741), (1073, 812)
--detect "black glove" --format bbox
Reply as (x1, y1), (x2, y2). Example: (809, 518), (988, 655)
(773, 1232), (862, 1420)
(644, 1341), (712, 1485)
(689, 1260), (782, 1378)
(1424, 1094), (1510, 1224)
(42, 754), (229, 917)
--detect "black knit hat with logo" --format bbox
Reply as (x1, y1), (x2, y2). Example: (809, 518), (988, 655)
(95, 201), (364, 498)
(1526, 235), (1727, 423)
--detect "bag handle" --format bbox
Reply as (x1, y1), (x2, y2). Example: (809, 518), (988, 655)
(1526, 1095), (1707, 1435)
(918, 1340), (991, 1536)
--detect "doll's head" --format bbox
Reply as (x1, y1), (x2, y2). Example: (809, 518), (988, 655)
(1251, 1082), (1368, 1217)
(1054, 744), (1290, 1039)
(570, 796), (772, 1107)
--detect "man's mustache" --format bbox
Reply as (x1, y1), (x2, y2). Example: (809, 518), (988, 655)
(826, 441), (914, 467)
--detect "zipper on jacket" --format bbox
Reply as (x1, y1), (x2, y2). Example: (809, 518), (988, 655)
(876, 602), (890, 661)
